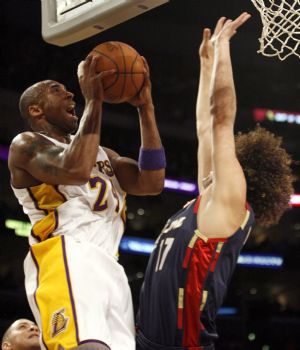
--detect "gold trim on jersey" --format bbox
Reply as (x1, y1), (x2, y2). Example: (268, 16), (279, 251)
(194, 229), (208, 243)
(32, 210), (58, 242)
(29, 184), (66, 241)
(241, 210), (250, 230)
(178, 288), (184, 309)
(31, 236), (78, 350)
(200, 290), (208, 311)
(120, 194), (127, 223)
(216, 242), (224, 253)
(188, 233), (199, 248)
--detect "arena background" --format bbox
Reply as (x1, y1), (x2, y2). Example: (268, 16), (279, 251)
(0, 1), (299, 349)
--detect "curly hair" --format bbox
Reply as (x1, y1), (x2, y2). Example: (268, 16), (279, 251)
(235, 125), (294, 227)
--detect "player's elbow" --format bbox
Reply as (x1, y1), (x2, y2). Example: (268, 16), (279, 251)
(149, 183), (164, 195)
(142, 173), (165, 195)
(210, 88), (236, 122)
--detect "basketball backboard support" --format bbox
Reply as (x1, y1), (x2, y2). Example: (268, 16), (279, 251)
(41, 0), (169, 46)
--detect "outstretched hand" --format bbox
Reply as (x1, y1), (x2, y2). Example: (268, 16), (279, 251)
(127, 57), (153, 109)
(214, 12), (251, 42)
(199, 16), (227, 67)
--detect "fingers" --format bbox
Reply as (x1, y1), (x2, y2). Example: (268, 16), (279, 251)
(78, 55), (116, 80)
(77, 60), (85, 79)
(214, 12), (251, 40)
(213, 17), (226, 36)
(231, 12), (251, 31)
(140, 56), (150, 75)
(98, 69), (116, 79)
(77, 55), (93, 80)
(202, 28), (211, 42)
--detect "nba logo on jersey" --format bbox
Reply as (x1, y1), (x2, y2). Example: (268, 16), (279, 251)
(51, 308), (69, 338)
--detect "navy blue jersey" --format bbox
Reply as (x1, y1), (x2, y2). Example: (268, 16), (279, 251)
(137, 197), (254, 349)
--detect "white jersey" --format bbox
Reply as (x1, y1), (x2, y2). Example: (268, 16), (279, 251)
(12, 134), (126, 257)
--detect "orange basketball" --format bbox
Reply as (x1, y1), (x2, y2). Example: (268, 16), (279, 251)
(88, 41), (145, 103)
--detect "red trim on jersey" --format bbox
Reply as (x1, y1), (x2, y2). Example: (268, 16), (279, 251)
(178, 308), (183, 329)
(182, 239), (217, 347)
(193, 196), (201, 213)
(182, 247), (192, 268)
(210, 251), (218, 272)
(210, 240), (228, 272)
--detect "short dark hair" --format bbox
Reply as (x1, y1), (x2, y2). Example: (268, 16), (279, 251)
(236, 125), (294, 227)
(19, 80), (52, 120)
(1, 325), (12, 346)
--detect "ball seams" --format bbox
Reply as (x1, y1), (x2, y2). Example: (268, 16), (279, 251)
(91, 49), (119, 91)
(116, 42), (128, 101)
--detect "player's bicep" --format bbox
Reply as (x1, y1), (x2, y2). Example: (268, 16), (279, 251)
(197, 131), (213, 193)
(25, 145), (66, 182)
(212, 124), (246, 204)
(10, 134), (79, 185)
(111, 156), (142, 194)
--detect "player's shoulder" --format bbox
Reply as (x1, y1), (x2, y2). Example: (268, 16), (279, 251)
(102, 146), (120, 159)
(9, 132), (55, 164)
(11, 131), (53, 147)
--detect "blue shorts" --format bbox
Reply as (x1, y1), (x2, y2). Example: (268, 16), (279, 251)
(136, 330), (215, 350)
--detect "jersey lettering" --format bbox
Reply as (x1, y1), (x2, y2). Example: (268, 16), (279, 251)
(96, 160), (114, 177)
(110, 179), (120, 213)
(155, 237), (175, 272)
(161, 217), (186, 234)
(88, 176), (108, 211)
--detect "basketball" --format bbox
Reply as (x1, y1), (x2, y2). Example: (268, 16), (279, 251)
(88, 41), (145, 103)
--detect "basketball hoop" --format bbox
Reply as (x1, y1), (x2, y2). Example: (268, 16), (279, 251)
(251, 0), (300, 60)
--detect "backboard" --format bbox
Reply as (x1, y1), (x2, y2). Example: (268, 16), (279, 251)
(41, 0), (169, 46)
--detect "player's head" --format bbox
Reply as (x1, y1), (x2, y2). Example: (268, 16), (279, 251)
(235, 125), (294, 227)
(19, 80), (78, 134)
(1, 319), (40, 350)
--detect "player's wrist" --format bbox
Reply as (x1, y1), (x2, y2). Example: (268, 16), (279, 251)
(137, 102), (155, 113)
(138, 147), (166, 170)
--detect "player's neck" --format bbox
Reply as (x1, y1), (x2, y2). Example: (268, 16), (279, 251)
(37, 129), (71, 144)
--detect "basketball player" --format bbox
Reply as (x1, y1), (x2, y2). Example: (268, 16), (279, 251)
(136, 13), (294, 349)
(1, 319), (40, 350)
(8, 55), (165, 350)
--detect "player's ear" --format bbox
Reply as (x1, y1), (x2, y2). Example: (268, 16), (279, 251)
(2, 341), (12, 350)
(28, 104), (43, 118)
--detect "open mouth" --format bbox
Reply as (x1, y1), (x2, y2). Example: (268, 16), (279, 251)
(66, 105), (75, 115)
(29, 333), (39, 339)
(66, 104), (77, 120)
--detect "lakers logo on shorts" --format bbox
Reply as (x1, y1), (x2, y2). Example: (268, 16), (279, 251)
(51, 308), (69, 338)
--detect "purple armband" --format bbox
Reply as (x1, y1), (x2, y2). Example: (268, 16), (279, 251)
(138, 147), (166, 170)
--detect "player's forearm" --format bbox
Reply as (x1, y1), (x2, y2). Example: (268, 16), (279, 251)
(196, 62), (214, 191)
(210, 40), (236, 124)
(196, 64), (213, 134)
(138, 103), (163, 149)
(136, 103), (165, 194)
(62, 100), (102, 181)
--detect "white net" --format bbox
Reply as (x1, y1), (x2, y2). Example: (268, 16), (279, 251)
(251, 0), (300, 60)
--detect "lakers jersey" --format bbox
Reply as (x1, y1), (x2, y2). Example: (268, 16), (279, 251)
(12, 134), (126, 256)
(137, 197), (254, 349)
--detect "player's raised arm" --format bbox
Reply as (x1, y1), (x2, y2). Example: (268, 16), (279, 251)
(196, 18), (226, 193)
(9, 56), (115, 187)
(210, 13), (251, 206)
(108, 57), (166, 196)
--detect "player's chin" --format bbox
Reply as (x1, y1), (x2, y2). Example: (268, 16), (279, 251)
(65, 114), (79, 132)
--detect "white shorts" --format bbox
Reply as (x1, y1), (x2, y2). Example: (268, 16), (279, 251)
(24, 235), (135, 350)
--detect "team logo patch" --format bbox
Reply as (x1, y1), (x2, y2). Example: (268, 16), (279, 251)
(51, 308), (69, 338)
